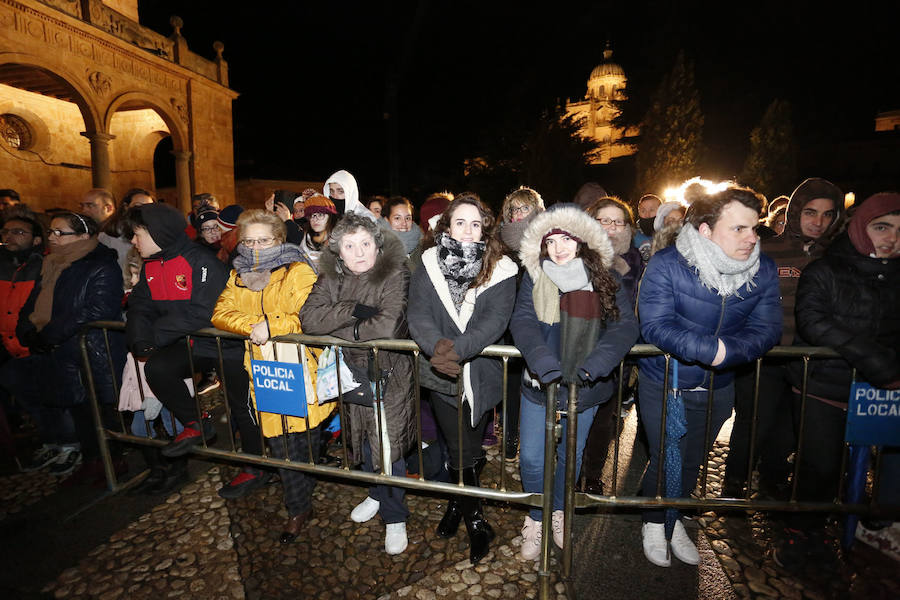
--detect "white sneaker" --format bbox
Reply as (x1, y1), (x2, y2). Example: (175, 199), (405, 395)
(551, 510), (564, 549)
(641, 523), (671, 567)
(385, 522), (408, 555)
(670, 520), (700, 565)
(350, 496), (380, 523)
(520, 516), (543, 561)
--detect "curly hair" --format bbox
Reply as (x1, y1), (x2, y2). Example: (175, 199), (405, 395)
(327, 212), (385, 256)
(538, 242), (620, 322)
(501, 186), (544, 223)
(425, 192), (506, 289)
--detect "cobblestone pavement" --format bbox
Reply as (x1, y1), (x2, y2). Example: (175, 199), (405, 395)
(3, 404), (898, 599)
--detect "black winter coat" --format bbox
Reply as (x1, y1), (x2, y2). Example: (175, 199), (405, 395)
(788, 235), (900, 401)
(17, 243), (124, 407)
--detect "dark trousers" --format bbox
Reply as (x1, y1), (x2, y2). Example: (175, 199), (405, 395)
(144, 344), (260, 455)
(638, 371), (733, 523)
(362, 439), (409, 524)
(725, 361), (795, 488)
(0, 355), (76, 446)
(579, 390), (620, 482)
(430, 391), (490, 469)
(268, 427), (321, 517)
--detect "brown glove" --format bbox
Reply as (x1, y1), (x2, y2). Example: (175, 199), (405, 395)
(433, 338), (460, 362)
(430, 354), (461, 377)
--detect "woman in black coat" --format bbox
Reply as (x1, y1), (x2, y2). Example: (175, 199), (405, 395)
(407, 193), (518, 564)
(17, 212), (124, 477)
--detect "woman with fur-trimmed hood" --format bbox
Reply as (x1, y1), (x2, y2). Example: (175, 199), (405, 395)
(298, 212), (415, 556)
(510, 204), (639, 560)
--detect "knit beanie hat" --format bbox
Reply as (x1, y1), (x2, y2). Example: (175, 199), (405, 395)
(196, 208), (219, 227)
(848, 192), (900, 256)
(217, 205), (244, 231)
(654, 201), (686, 232)
(419, 194), (451, 231)
(304, 194), (337, 217)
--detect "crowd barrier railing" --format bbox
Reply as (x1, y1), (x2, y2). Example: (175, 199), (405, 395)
(79, 321), (898, 600)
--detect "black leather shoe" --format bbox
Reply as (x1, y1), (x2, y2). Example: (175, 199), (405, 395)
(436, 466), (462, 538)
(280, 509), (312, 544)
(461, 464), (494, 564)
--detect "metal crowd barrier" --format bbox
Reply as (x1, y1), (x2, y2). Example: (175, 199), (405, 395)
(79, 321), (897, 600)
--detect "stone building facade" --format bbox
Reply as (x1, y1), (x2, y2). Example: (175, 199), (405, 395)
(0, 0), (237, 213)
(564, 43), (637, 165)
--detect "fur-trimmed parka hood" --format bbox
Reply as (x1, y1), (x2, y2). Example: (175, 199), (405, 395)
(319, 225), (408, 287)
(519, 203), (614, 281)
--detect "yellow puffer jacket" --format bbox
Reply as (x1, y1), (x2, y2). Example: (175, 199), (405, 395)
(212, 261), (335, 437)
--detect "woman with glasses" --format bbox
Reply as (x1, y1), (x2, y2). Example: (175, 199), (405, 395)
(211, 209), (330, 530)
(587, 197), (643, 304)
(299, 212), (415, 556)
(16, 212), (125, 478)
(300, 194), (337, 272)
(407, 193), (518, 564)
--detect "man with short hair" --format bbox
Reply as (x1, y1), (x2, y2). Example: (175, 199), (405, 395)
(637, 186), (781, 568)
(79, 189), (116, 225)
(634, 193), (662, 262)
(724, 178), (843, 498)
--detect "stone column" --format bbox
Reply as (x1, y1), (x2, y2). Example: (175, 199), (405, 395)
(80, 131), (115, 190)
(171, 150), (192, 213)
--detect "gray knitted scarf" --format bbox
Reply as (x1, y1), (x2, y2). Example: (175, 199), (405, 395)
(675, 224), (760, 298)
(233, 243), (310, 291)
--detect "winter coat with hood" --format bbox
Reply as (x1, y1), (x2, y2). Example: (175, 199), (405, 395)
(787, 232), (900, 402)
(510, 205), (639, 412)
(298, 232), (414, 471)
(17, 242), (124, 407)
(212, 259), (335, 438)
(763, 177), (844, 344)
(125, 203), (239, 361)
(638, 229), (782, 390)
(0, 245), (43, 359)
(407, 237), (518, 426)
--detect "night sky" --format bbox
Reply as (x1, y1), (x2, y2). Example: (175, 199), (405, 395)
(140, 1), (899, 201)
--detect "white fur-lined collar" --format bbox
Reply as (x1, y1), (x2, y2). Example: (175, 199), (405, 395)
(519, 205), (614, 281)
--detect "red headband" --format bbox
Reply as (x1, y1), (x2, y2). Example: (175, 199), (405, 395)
(541, 228), (583, 245)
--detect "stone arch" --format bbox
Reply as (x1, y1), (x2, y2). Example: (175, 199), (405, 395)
(0, 51), (102, 133)
(103, 91), (187, 152)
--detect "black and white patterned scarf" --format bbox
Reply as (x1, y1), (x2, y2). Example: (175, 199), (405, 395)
(437, 232), (485, 311)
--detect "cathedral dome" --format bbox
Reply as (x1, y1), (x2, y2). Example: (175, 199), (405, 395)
(590, 49), (625, 80)
(586, 44), (626, 101)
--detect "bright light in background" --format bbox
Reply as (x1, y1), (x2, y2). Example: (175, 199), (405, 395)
(844, 192), (855, 209)
(661, 177), (732, 205)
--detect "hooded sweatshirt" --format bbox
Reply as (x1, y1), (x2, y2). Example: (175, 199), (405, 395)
(762, 177), (844, 344)
(125, 203), (235, 359)
(323, 170), (378, 220)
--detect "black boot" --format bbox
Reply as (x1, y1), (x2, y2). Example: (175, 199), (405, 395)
(129, 447), (167, 495)
(436, 466), (463, 538)
(461, 463), (495, 564)
(147, 455), (189, 495)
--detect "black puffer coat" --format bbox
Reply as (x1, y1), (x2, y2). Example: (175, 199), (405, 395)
(788, 235), (900, 401)
(17, 243), (124, 407)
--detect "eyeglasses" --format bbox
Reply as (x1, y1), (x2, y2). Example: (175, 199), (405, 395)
(308, 213), (329, 221)
(199, 225), (220, 233)
(48, 229), (79, 237)
(0, 228), (30, 237)
(240, 237), (275, 248)
(597, 218), (626, 228)
(510, 205), (532, 215)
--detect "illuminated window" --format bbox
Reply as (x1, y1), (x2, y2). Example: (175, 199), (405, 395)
(0, 114), (33, 150)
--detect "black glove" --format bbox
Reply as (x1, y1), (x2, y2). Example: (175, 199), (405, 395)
(538, 366), (562, 385)
(22, 330), (52, 354)
(131, 342), (156, 360)
(352, 303), (379, 320)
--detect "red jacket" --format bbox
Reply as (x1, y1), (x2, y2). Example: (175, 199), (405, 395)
(0, 249), (42, 359)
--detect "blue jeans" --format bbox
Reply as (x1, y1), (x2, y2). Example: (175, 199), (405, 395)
(638, 371), (734, 523)
(519, 395), (598, 521)
(130, 407), (183, 439)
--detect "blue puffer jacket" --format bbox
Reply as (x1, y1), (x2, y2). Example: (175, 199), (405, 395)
(637, 245), (782, 389)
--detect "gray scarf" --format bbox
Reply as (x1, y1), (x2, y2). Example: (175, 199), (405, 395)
(391, 223), (423, 255)
(675, 224), (760, 298)
(233, 243), (310, 291)
(499, 216), (534, 254)
(437, 233), (484, 311)
(542, 258), (592, 293)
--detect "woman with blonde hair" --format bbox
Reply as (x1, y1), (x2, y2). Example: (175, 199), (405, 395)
(212, 209), (330, 542)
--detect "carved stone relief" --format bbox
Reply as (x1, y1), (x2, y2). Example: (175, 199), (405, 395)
(86, 69), (111, 95)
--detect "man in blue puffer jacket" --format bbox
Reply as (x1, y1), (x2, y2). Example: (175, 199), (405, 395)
(636, 186), (782, 568)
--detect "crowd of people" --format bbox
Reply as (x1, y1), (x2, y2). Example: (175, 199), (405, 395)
(0, 171), (896, 572)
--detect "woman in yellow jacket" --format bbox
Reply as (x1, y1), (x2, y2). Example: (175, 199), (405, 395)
(212, 209), (335, 543)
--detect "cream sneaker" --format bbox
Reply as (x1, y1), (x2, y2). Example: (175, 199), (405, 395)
(551, 510), (565, 549)
(641, 522), (671, 567)
(520, 516), (543, 560)
(385, 522), (408, 555)
(350, 496), (380, 523)
(670, 520), (700, 565)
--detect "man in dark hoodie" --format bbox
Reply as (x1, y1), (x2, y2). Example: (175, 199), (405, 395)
(724, 177), (843, 497)
(126, 204), (265, 499)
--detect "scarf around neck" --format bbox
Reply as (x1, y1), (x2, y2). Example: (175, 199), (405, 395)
(437, 232), (484, 311)
(499, 215), (534, 254)
(675, 224), (760, 297)
(606, 226), (633, 276)
(233, 243), (308, 291)
(30, 237), (99, 331)
(533, 258), (592, 325)
(391, 223), (423, 255)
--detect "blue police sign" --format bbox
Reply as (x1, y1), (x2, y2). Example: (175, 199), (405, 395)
(250, 359), (307, 418)
(845, 382), (900, 446)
